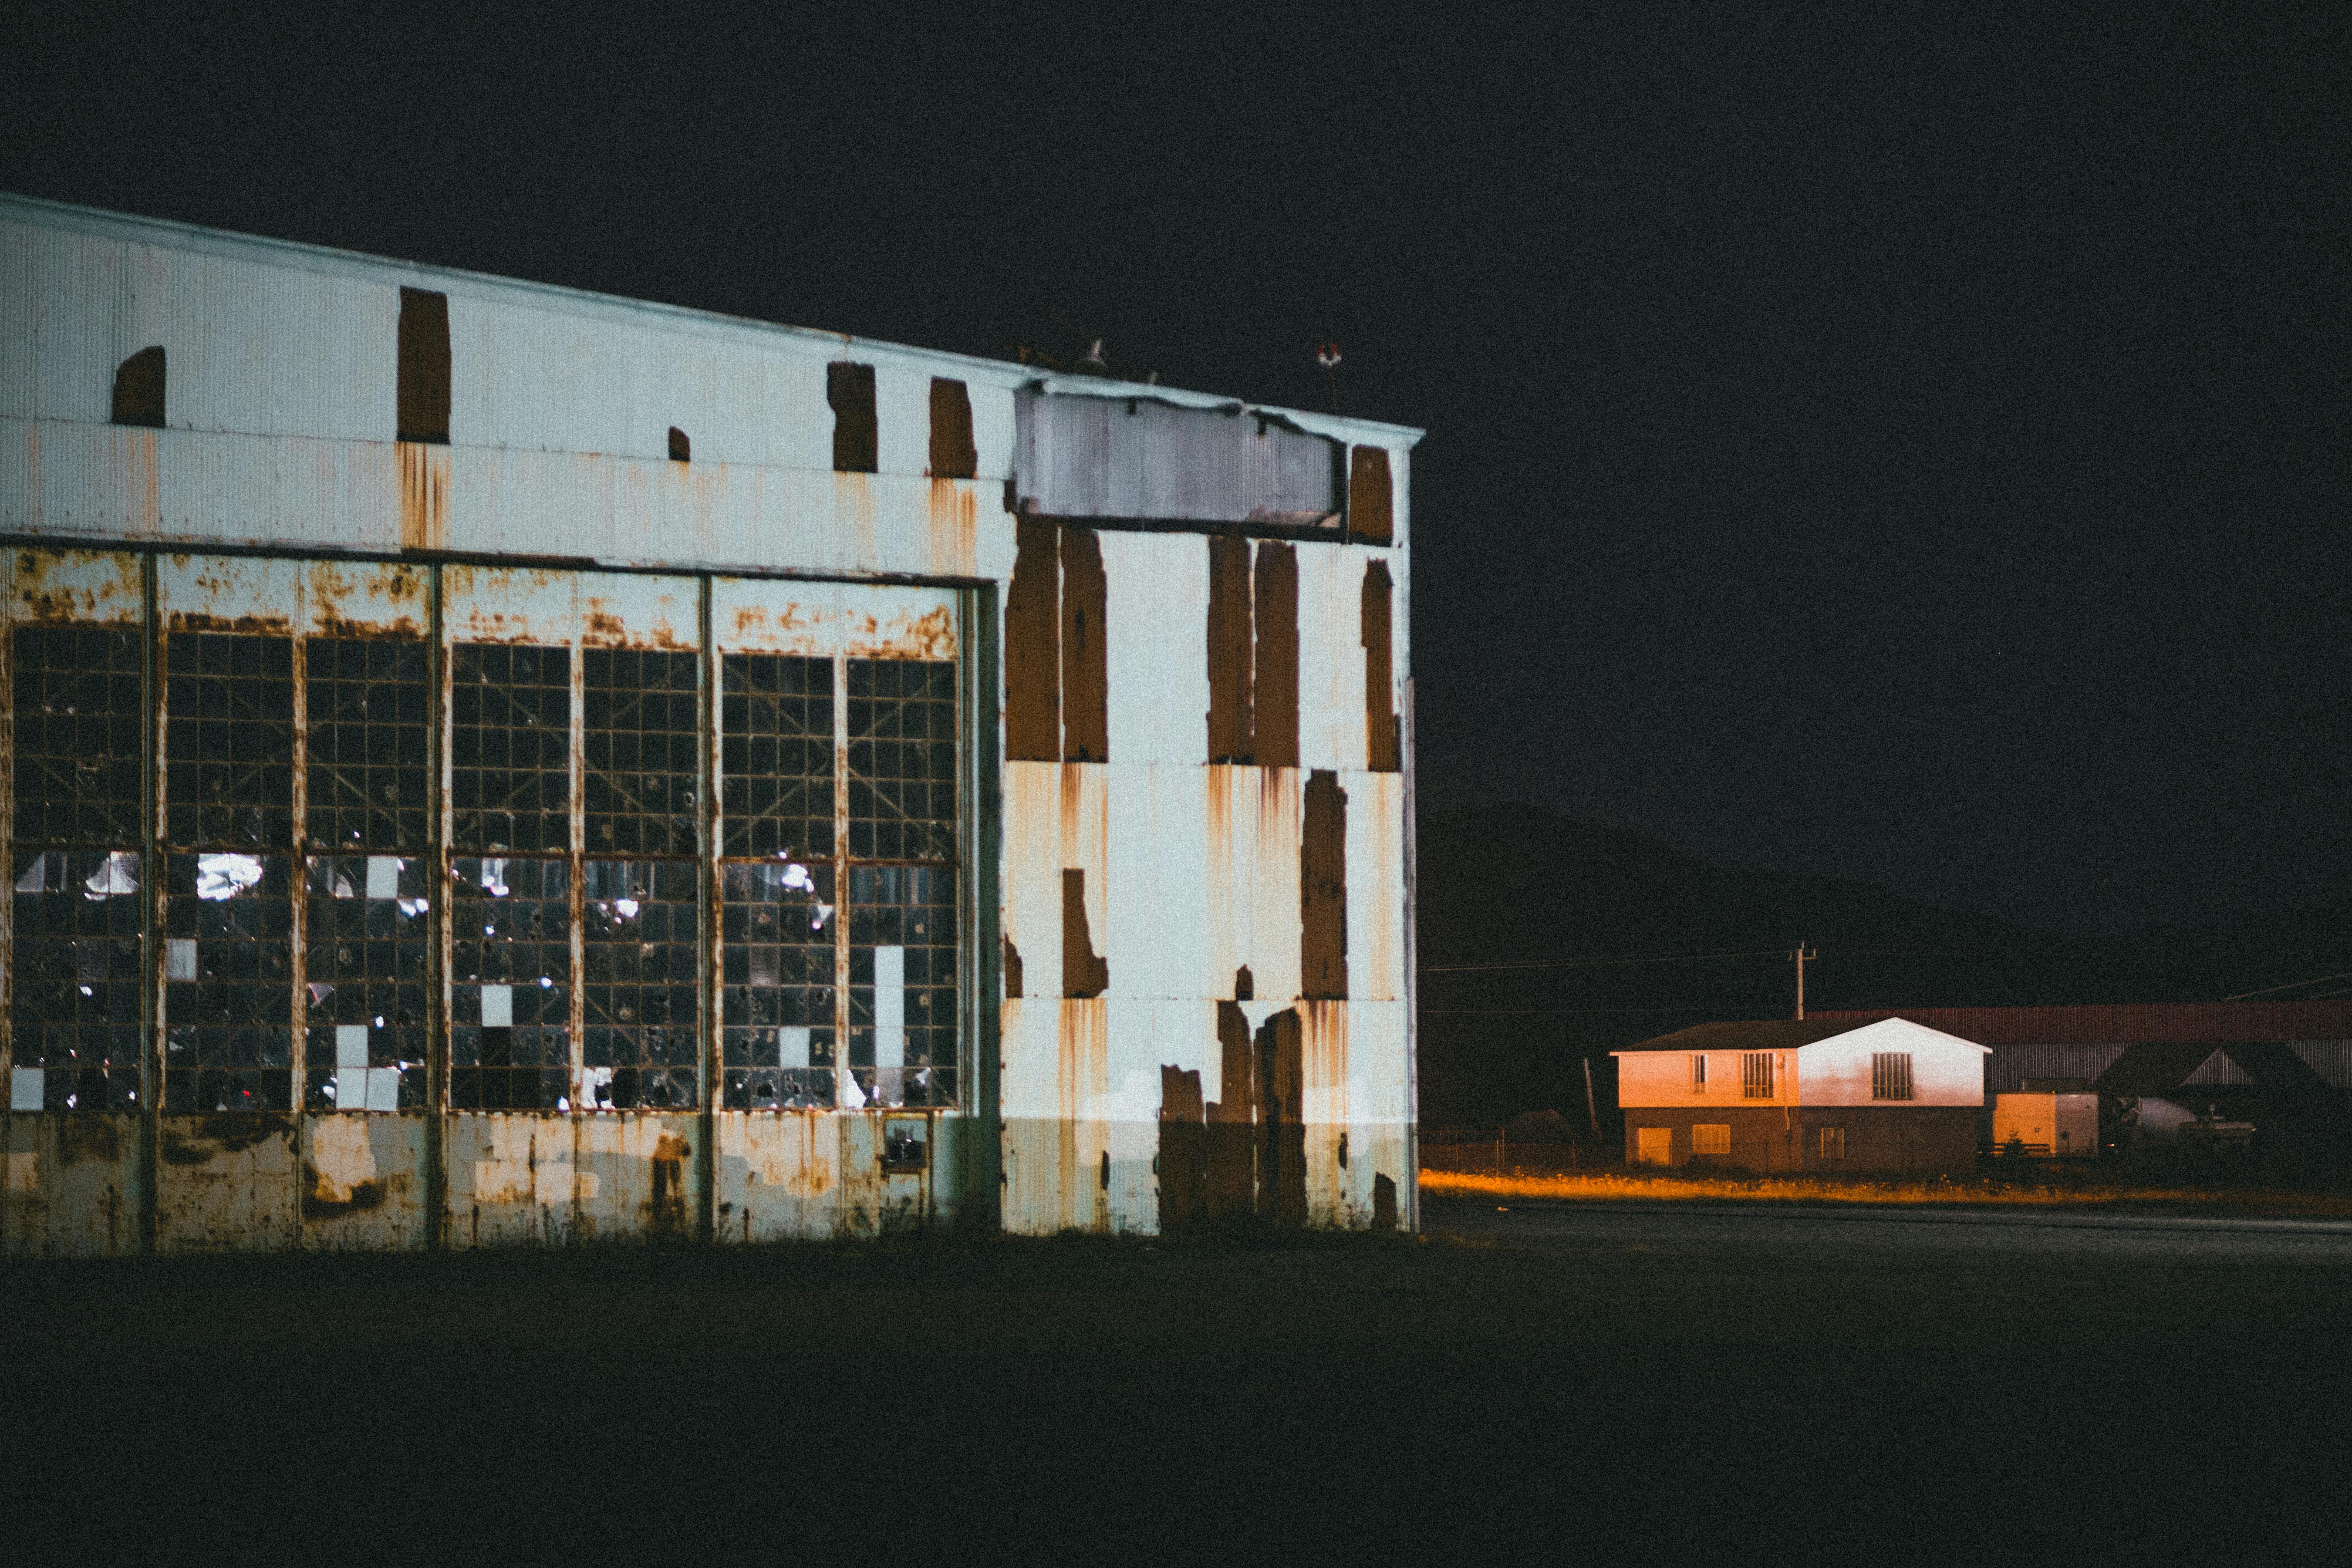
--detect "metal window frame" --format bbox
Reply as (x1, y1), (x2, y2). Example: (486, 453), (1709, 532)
(2, 539), (994, 1251)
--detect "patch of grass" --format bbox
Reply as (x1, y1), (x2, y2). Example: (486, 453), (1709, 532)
(1420, 1167), (2352, 1215)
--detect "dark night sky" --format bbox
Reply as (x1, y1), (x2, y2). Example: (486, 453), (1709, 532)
(7, 6), (2345, 936)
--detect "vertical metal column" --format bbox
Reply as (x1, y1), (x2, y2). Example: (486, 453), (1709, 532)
(287, 634), (310, 1242)
(424, 563), (448, 1247)
(695, 576), (716, 1242)
(962, 583), (1003, 1232)
(138, 553), (161, 1254)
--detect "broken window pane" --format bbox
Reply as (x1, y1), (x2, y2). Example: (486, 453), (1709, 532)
(10, 850), (144, 1111)
(451, 643), (571, 853)
(11, 626), (144, 847)
(305, 637), (429, 852)
(583, 647), (699, 856)
(720, 859), (835, 1109)
(720, 653), (833, 859)
(163, 852), (293, 1111)
(581, 859), (699, 1110)
(164, 632), (295, 849)
(450, 856), (571, 1110)
(846, 658), (955, 863)
(302, 856), (429, 1113)
(846, 865), (957, 1108)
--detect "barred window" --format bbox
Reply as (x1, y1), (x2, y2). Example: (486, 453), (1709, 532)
(1741, 1051), (1774, 1099)
(721, 653), (832, 859)
(720, 859), (835, 1108)
(847, 658), (955, 863)
(1872, 1052), (1914, 1101)
(305, 638), (429, 852)
(452, 643), (571, 853)
(581, 858), (700, 1109)
(1819, 1126), (1845, 1159)
(164, 632), (294, 849)
(303, 855), (429, 1112)
(846, 864), (957, 1108)
(11, 626), (144, 846)
(450, 856), (570, 1110)
(1690, 1053), (1707, 1092)
(162, 852), (293, 1111)
(10, 850), (144, 1111)
(584, 647), (699, 856)
(1692, 1123), (1731, 1157)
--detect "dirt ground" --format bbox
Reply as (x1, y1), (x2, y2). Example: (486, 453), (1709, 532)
(5, 1203), (2349, 1557)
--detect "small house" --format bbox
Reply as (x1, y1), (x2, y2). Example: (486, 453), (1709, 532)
(1614, 1017), (1986, 1174)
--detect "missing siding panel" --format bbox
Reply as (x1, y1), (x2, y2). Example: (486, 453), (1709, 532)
(1158, 1066), (1207, 1234)
(1205, 1001), (1257, 1220)
(1004, 515), (1061, 762)
(1252, 540), (1299, 769)
(1002, 935), (1024, 999)
(396, 289), (450, 444)
(1060, 868), (1108, 998)
(111, 347), (165, 428)
(1362, 561), (1400, 773)
(1059, 525), (1108, 763)
(1257, 1010), (1307, 1223)
(668, 426), (690, 462)
(1205, 533), (1254, 764)
(1233, 964), (1253, 1001)
(928, 378), (977, 479)
(1348, 446), (1393, 545)
(1372, 1172), (1398, 1230)
(1301, 770), (1348, 999)
(827, 362), (878, 473)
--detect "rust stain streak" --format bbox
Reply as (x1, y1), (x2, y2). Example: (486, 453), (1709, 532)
(398, 441), (450, 551)
(926, 479), (978, 578)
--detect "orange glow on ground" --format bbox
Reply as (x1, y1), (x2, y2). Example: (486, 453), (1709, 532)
(1419, 1168), (2352, 1216)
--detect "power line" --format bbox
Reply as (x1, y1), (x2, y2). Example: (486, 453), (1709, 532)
(2222, 969), (2352, 1001)
(1420, 946), (1792, 975)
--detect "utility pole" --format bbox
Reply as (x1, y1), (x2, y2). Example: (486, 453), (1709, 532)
(1790, 944), (1817, 1020)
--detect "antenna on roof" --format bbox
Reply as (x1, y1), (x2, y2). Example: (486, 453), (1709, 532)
(1790, 944), (1818, 1019)
(1316, 342), (1342, 412)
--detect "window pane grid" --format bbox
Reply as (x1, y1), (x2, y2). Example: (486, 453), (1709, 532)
(581, 858), (700, 1109)
(11, 626), (143, 846)
(1872, 1052), (1914, 1101)
(721, 653), (833, 859)
(305, 637), (429, 852)
(1740, 1051), (1773, 1099)
(10, 850), (144, 1111)
(450, 856), (570, 1110)
(162, 851), (293, 1111)
(303, 855), (429, 1112)
(720, 859), (836, 1108)
(164, 632), (294, 849)
(584, 647), (699, 856)
(846, 658), (955, 863)
(846, 864), (958, 1109)
(451, 643), (570, 853)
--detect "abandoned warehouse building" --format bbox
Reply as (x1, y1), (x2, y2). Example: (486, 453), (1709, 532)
(0, 193), (1421, 1253)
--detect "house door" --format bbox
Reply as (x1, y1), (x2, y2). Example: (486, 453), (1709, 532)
(1635, 1126), (1672, 1166)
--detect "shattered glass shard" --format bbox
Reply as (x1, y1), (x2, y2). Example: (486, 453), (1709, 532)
(196, 853), (266, 901)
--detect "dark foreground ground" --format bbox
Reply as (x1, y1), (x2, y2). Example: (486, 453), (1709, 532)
(7, 1198), (2351, 1559)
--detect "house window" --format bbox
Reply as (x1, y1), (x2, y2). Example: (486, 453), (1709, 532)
(1690, 1053), (1707, 1092)
(1692, 1123), (1730, 1157)
(1872, 1052), (1914, 1101)
(1741, 1051), (1774, 1099)
(1819, 1127), (1845, 1160)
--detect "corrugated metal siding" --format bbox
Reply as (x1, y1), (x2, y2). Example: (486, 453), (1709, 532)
(1014, 389), (1342, 526)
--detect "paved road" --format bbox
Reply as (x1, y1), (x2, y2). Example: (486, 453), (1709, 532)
(1426, 1194), (2352, 1265)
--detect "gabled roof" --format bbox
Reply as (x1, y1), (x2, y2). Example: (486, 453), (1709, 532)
(1614, 1016), (1989, 1055)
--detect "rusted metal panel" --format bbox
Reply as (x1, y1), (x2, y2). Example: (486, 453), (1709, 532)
(299, 1111), (426, 1249)
(1, 1113), (141, 1257)
(1347, 446), (1393, 544)
(156, 1113), (298, 1251)
(1362, 561), (1399, 772)
(1013, 388), (1343, 530)
(1059, 526), (1107, 762)
(713, 1108), (841, 1241)
(1252, 542), (1299, 768)
(7, 545), (144, 625)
